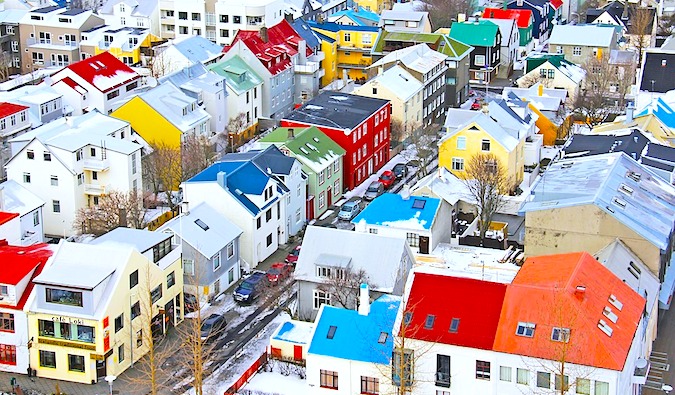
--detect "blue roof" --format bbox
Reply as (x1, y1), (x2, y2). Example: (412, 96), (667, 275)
(519, 153), (675, 251)
(635, 98), (675, 129)
(187, 161), (245, 182)
(174, 36), (223, 64)
(314, 31), (336, 43)
(352, 193), (441, 230)
(290, 19), (321, 49)
(308, 294), (401, 364)
(329, 9), (380, 26)
(308, 20), (380, 32)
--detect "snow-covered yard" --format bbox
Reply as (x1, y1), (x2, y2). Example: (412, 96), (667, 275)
(240, 371), (308, 395)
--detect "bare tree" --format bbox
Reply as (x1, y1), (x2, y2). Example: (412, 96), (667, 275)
(407, 123), (439, 178)
(418, 0), (476, 29)
(0, 52), (12, 83)
(518, 73), (554, 89)
(390, 119), (406, 145)
(577, 0), (600, 23)
(148, 48), (174, 78)
(462, 153), (510, 240)
(216, 112), (249, 153)
(657, 13), (675, 36)
(627, 5), (655, 65)
(317, 266), (372, 310)
(142, 143), (182, 210)
(182, 134), (217, 181)
(74, 189), (148, 235)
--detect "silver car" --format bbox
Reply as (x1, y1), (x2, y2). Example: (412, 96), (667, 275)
(338, 201), (361, 221)
(364, 181), (384, 201)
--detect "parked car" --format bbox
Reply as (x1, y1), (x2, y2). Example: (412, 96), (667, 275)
(470, 98), (483, 110)
(364, 181), (385, 201)
(184, 293), (198, 313)
(392, 163), (408, 179)
(378, 170), (396, 189)
(233, 271), (269, 304)
(338, 200), (361, 221)
(266, 263), (293, 286)
(200, 314), (227, 341)
(285, 245), (301, 264)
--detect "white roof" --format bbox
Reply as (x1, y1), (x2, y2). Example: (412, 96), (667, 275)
(480, 17), (517, 40)
(549, 24), (616, 47)
(133, 83), (211, 132)
(441, 111), (520, 151)
(411, 167), (476, 206)
(0, 179), (45, 216)
(442, 108), (479, 132)
(19, 7), (102, 29)
(363, 65), (422, 101)
(295, 226), (412, 294)
(91, 227), (172, 254)
(0, 9), (27, 23)
(371, 43), (447, 74)
(379, 9), (427, 22)
(157, 202), (243, 258)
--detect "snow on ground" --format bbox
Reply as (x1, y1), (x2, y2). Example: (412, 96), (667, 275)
(243, 371), (308, 395)
(343, 145), (415, 201)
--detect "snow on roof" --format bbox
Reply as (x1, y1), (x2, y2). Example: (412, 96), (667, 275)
(411, 167), (476, 206)
(0, 9), (28, 24)
(549, 24), (617, 47)
(362, 65), (422, 101)
(353, 193), (441, 231)
(157, 202), (243, 258)
(370, 43), (446, 74)
(136, 83), (211, 132)
(91, 227), (172, 255)
(171, 35), (224, 64)
(0, 180), (45, 217)
(58, 51), (139, 93)
(441, 112), (520, 152)
(0, 102), (28, 118)
(635, 97), (675, 129)
(271, 319), (314, 344)
(20, 6), (101, 29)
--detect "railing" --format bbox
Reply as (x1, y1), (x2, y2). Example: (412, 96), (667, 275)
(337, 62), (368, 69)
(294, 62), (320, 74)
(27, 38), (78, 48)
(84, 183), (106, 195)
(205, 13), (216, 26)
(224, 352), (268, 394)
(82, 158), (110, 171)
(436, 372), (451, 387)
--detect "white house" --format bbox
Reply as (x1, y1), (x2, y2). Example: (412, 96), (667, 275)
(517, 53), (586, 100)
(152, 35), (223, 76)
(0, 85), (65, 128)
(481, 17), (519, 78)
(0, 180), (45, 245)
(212, 0), (286, 45)
(352, 193), (452, 255)
(98, 0), (161, 36)
(50, 51), (142, 115)
(5, 111), (142, 237)
(0, 212), (20, 245)
(0, 242), (53, 374)
(0, 102), (31, 180)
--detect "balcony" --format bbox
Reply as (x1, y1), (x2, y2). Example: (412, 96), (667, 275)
(246, 16), (264, 26)
(161, 15), (176, 22)
(83, 158), (110, 171)
(26, 38), (78, 49)
(338, 44), (372, 53)
(435, 372), (451, 388)
(310, 51), (325, 62)
(84, 183), (106, 196)
(205, 13), (216, 26)
(295, 61), (320, 74)
(337, 62), (368, 70)
(98, 40), (111, 49)
(633, 358), (649, 384)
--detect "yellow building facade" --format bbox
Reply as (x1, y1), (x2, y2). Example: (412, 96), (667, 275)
(310, 23), (379, 82)
(94, 33), (163, 65)
(111, 96), (183, 148)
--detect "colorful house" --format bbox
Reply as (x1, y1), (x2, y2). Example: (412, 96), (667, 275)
(327, 7), (380, 26)
(79, 27), (163, 66)
(506, 0), (552, 41)
(517, 53), (586, 100)
(482, 8), (534, 54)
(258, 126), (346, 220)
(354, 0), (387, 13)
(449, 20), (501, 84)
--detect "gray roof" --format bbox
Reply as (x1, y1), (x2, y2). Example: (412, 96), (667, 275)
(91, 227), (172, 254)
(549, 24), (616, 47)
(172, 36), (223, 65)
(480, 17), (517, 42)
(294, 226), (413, 293)
(158, 202), (243, 258)
(520, 153), (675, 251)
(361, 65), (422, 101)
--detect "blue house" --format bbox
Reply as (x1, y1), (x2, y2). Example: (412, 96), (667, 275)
(352, 193), (452, 254)
(306, 287), (401, 393)
(507, 0), (551, 41)
(635, 98), (675, 129)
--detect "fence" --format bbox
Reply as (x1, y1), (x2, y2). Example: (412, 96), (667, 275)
(223, 352), (268, 395)
(146, 209), (178, 231)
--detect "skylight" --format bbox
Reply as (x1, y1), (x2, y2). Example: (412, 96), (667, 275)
(449, 318), (460, 333)
(424, 314), (435, 329)
(627, 261), (641, 280)
(626, 171), (641, 182)
(603, 307), (618, 323)
(378, 332), (388, 344)
(194, 219), (209, 231)
(611, 197), (627, 209)
(619, 183), (634, 196)
(608, 294), (623, 310)
(551, 327), (570, 342)
(516, 322), (535, 337)
(327, 325), (337, 339)
(598, 319), (613, 337)
(412, 199), (426, 209)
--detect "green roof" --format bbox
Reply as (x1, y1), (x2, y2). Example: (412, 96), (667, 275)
(524, 53), (565, 73)
(372, 30), (473, 60)
(449, 20), (500, 47)
(208, 55), (262, 95)
(260, 126), (346, 173)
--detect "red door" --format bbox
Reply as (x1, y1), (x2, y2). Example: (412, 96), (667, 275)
(293, 345), (303, 361)
(327, 187), (332, 207)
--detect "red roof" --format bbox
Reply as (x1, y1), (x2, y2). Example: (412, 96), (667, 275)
(223, 19), (313, 76)
(0, 212), (18, 226)
(60, 51), (139, 93)
(0, 102), (28, 119)
(403, 273), (507, 350)
(482, 8), (534, 28)
(550, 0), (563, 9)
(493, 252), (645, 371)
(0, 242), (52, 310)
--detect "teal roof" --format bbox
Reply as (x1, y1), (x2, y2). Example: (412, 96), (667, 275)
(449, 20), (500, 47)
(260, 126), (345, 173)
(208, 55), (262, 95)
(525, 53), (564, 72)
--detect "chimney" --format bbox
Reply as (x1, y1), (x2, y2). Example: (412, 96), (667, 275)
(217, 171), (228, 190)
(288, 128), (295, 139)
(490, 11), (494, 17)
(575, 285), (586, 299)
(538, 83), (544, 97)
(0, 239), (8, 247)
(298, 39), (307, 65)
(481, 103), (489, 114)
(625, 102), (635, 123)
(358, 283), (370, 316)
(260, 27), (269, 43)
(458, 13), (466, 22)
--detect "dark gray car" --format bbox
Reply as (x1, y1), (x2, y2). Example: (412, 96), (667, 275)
(364, 181), (384, 201)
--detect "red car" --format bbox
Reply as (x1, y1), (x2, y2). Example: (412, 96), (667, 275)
(285, 245), (301, 264)
(378, 170), (396, 189)
(266, 263), (293, 285)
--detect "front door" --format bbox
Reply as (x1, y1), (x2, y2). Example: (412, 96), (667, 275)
(419, 236), (430, 254)
(293, 345), (303, 361)
(327, 187), (332, 207)
(165, 300), (175, 329)
(368, 158), (373, 175)
(96, 359), (106, 380)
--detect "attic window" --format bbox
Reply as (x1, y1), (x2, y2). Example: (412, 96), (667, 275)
(603, 306), (618, 323)
(412, 199), (426, 209)
(58, 17), (71, 23)
(378, 332), (388, 344)
(403, 312), (413, 325)
(598, 319), (613, 337)
(662, 59), (667, 67)
(449, 318), (460, 333)
(327, 325), (337, 339)
(194, 219), (209, 231)
(619, 184), (634, 195)
(627, 261), (641, 280)
(313, 137), (320, 143)
(627, 171), (641, 182)
(551, 327), (570, 342)
(516, 322), (536, 337)
(612, 197), (627, 209)
(608, 294), (623, 311)
(424, 314), (435, 329)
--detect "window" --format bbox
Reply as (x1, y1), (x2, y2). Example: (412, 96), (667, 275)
(362, 34), (371, 45)
(39, 350), (56, 368)
(192, 12), (201, 21)
(551, 327), (570, 342)
(46, 288), (82, 306)
(52, 200), (60, 213)
(226, 242), (235, 259)
(516, 368), (529, 384)
(536, 371), (550, 388)
(369, 228), (378, 234)
(131, 152), (137, 174)
(213, 253), (221, 271)
(152, 238), (171, 262)
(406, 232), (419, 247)
(23, 172), (30, 183)
(555, 374), (569, 391)
(265, 208), (272, 222)
(136, 329), (142, 347)
(92, 171), (98, 180)
(319, 191), (325, 208)
(233, 15), (241, 23)
(38, 319), (54, 337)
(334, 180), (340, 196)
(114, 314), (124, 333)
(32, 52), (44, 64)
(540, 68), (547, 78)
(547, 69), (555, 79)
(150, 284), (162, 303)
(220, 29), (229, 38)
(0, 344), (16, 365)
(313, 290), (330, 309)
(118, 344), (125, 363)
(456, 136), (466, 150)
(361, 376), (378, 394)
(392, 349), (413, 386)
(573, 46), (582, 56)
(594, 381), (609, 395)
(475, 54), (486, 65)
(0, 286), (5, 296)
(476, 360), (490, 380)
(318, 169), (325, 185)
(576, 378), (591, 394)
(43, 151), (51, 161)
(6, 26), (13, 35)
(131, 301), (140, 319)
(26, 150), (35, 159)
(179, 26), (188, 34)
(130, 270), (138, 289)
(167, 271), (175, 288)
(183, 259), (195, 275)
(436, 354), (450, 387)
(219, 14), (228, 22)
(256, 217), (261, 229)
(320, 369), (338, 389)
(68, 354), (85, 372)
(451, 157), (464, 171)
(179, 11), (187, 19)
(500, 366), (512, 381)
(107, 90), (119, 100)
(344, 32), (351, 42)
(50, 175), (58, 186)
(76, 149), (82, 161)
(449, 318), (460, 333)
(424, 314), (435, 329)
(266, 233), (273, 247)
(295, 209), (301, 222)
(481, 139), (491, 151)
(516, 322), (535, 337)
(0, 312), (14, 332)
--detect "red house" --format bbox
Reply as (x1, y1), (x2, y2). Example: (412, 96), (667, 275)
(281, 92), (391, 190)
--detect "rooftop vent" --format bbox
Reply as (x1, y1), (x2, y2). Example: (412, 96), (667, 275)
(378, 332), (388, 344)
(327, 325), (337, 339)
(194, 219), (209, 231)
(598, 319), (613, 337)
(619, 184), (634, 195)
(612, 197), (627, 209)
(627, 171), (641, 182)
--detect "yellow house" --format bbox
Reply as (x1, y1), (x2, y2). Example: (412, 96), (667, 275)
(309, 21), (379, 82)
(111, 82), (212, 149)
(355, 0), (387, 13)
(80, 27), (164, 66)
(439, 112), (525, 187)
(591, 113), (675, 147)
(28, 231), (183, 384)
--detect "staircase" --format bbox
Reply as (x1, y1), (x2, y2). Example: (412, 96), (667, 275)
(645, 351), (670, 390)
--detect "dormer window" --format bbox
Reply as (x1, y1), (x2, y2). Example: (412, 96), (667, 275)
(183, 107), (188, 116)
(46, 288), (83, 307)
(0, 312), (14, 332)
(0, 285), (7, 296)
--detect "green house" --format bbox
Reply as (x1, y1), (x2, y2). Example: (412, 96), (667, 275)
(259, 126), (346, 219)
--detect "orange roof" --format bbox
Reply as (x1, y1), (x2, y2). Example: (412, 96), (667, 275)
(493, 252), (645, 371)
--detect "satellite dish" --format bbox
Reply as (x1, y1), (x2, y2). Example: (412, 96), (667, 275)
(146, 77), (158, 88)
(635, 358), (648, 369)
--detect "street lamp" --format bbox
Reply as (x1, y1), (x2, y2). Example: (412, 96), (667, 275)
(104, 375), (116, 395)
